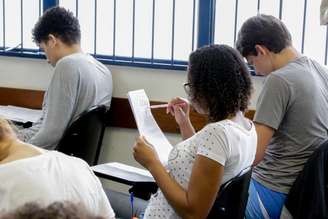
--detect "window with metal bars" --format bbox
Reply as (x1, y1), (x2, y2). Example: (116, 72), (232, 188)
(214, 0), (328, 65)
(0, 0), (327, 70)
(0, 0), (42, 55)
(59, 0), (199, 70)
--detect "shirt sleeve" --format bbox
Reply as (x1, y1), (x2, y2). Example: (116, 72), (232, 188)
(85, 162), (116, 219)
(196, 124), (230, 166)
(254, 74), (292, 130)
(28, 61), (79, 149)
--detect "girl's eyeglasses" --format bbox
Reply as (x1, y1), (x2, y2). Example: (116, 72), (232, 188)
(183, 82), (192, 95)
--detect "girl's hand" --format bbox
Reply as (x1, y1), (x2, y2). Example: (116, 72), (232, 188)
(133, 136), (160, 169)
(166, 97), (191, 126)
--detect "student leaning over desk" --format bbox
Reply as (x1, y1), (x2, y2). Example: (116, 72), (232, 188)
(132, 45), (257, 219)
(18, 6), (112, 150)
(0, 118), (115, 218)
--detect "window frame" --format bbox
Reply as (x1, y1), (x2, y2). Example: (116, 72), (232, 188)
(0, 0), (218, 71)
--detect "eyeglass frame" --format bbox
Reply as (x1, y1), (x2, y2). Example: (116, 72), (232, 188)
(183, 82), (192, 95)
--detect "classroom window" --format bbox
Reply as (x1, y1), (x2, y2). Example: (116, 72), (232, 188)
(1, 0), (327, 69)
(59, 0), (198, 69)
(0, 0), (42, 51)
(214, 0), (328, 65)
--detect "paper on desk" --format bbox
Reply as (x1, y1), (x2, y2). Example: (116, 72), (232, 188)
(127, 89), (173, 165)
(107, 162), (153, 178)
(0, 105), (42, 123)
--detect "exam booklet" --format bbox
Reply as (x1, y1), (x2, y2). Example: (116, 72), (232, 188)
(127, 89), (173, 165)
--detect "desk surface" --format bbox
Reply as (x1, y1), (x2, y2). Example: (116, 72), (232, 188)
(92, 162), (155, 185)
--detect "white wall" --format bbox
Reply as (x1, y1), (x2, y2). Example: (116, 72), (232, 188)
(0, 56), (265, 169)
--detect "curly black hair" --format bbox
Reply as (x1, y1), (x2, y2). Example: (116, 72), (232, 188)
(187, 44), (252, 122)
(32, 6), (80, 45)
(236, 14), (292, 57)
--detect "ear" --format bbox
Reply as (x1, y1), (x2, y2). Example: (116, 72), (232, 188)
(255, 45), (270, 56)
(46, 34), (57, 48)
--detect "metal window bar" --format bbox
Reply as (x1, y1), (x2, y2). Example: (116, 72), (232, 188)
(191, 0), (196, 51)
(39, 0), (41, 17)
(151, 0), (155, 64)
(75, 0), (78, 18)
(20, 0), (23, 50)
(38, 0), (42, 53)
(197, 0), (215, 47)
(171, 0), (176, 65)
(211, 0), (216, 43)
(3, 0), (5, 50)
(257, 0), (260, 14)
(279, 0), (283, 19)
(43, 0), (58, 12)
(113, 0), (116, 60)
(131, 0), (135, 62)
(301, 0), (307, 54)
(94, 0), (97, 55)
(233, 0), (238, 44)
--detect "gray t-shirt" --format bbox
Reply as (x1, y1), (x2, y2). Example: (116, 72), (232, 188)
(19, 53), (112, 149)
(253, 56), (328, 194)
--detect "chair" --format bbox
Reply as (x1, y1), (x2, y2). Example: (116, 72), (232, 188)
(56, 105), (108, 166)
(284, 140), (328, 219)
(207, 167), (252, 219)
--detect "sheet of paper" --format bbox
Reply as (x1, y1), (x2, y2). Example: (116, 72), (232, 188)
(127, 89), (173, 165)
(0, 105), (42, 123)
(107, 162), (153, 178)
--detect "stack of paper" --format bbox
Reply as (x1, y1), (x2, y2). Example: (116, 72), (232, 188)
(127, 89), (173, 165)
(0, 105), (42, 123)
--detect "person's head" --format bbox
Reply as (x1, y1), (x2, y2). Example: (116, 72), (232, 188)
(32, 6), (81, 66)
(0, 202), (105, 219)
(236, 14), (292, 75)
(186, 44), (252, 122)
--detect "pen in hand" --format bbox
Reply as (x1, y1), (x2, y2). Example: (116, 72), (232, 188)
(150, 103), (186, 109)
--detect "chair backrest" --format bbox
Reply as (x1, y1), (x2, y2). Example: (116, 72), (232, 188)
(207, 167), (252, 219)
(284, 139), (328, 219)
(56, 105), (108, 166)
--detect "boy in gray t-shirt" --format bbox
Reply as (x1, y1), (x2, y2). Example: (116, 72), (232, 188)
(236, 15), (328, 218)
(18, 7), (112, 150)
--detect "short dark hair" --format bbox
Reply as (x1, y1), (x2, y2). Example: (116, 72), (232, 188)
(32, 6), (81, 45)
(0, 202), (105, 219)
(188, 44), (252, 122)
(236, 14), (292, 57)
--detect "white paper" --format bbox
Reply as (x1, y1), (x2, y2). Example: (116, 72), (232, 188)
(127, 89), (173, 165)
(107, 162), (153, 178)
(0, 105), (42, 123)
